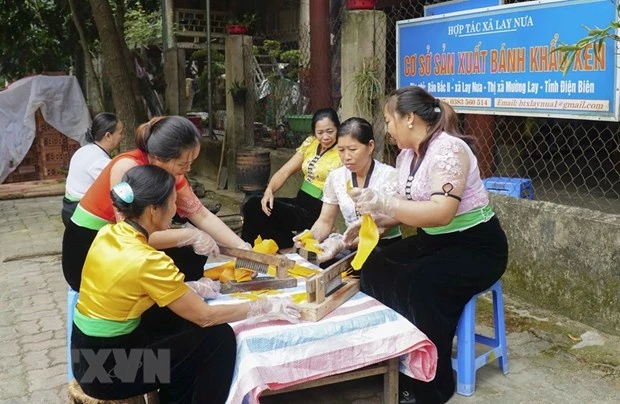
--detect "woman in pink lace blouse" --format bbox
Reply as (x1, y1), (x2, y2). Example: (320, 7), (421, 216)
(350, 86), (508, 404)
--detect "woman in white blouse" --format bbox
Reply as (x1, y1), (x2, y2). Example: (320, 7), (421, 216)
(62, 113), (124, 225)
(294, 117), (401, 264)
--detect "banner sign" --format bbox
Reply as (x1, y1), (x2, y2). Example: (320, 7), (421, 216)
(424, 0), (504, 17)
(397, 0), (620, 121)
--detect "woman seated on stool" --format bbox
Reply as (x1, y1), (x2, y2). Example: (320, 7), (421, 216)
(350, 86), (508, 404)
(62, 115), (250, 293)
(293, 117), (401, 265)
(62, 112), (124, 226)
(71, 165), (300, 403)
(241, 108), (342, 250)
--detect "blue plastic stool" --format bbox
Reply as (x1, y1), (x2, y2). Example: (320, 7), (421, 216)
(67, 288), (79, 381)
(451, 280), (509, 396)
(482, 177), (534, 200)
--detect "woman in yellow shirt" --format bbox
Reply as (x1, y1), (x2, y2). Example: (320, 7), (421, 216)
(241, 108), (342, 249)
(72, 165), (300, 403)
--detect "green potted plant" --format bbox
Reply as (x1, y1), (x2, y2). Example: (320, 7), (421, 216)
(280, 49), (302, 80)
(226, 13), (257, 35)
(353, 57), (382, 118)
(229, 80), (248, 103)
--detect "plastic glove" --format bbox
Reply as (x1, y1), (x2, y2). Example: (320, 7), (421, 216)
(342, 218), (362, 248)
(343, 215), (390, 248)
(316, 233), (346, 263)
(349, 187), (400, 217)
(186, 277), (222, 300)
(177, 223), (220, 256)
(292, 229), (318, 249)
(236, 242), (252, 251)
(246, 296), (301, 324)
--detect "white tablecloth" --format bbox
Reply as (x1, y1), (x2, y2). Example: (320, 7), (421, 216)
(206, 254), (438, 404)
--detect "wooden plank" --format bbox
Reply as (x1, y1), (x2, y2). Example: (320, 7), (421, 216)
(0, 179), (64, 200)
(315, 269), (326, 304)
(217, 167), (228, 190)
(318, 254), (355, 291)
(219, 246), (296, 269)
(299, 279), (360, 322)
(384, 356), (399, 404)
(305, 253), (355, 303)
(306, 275), (317, 301)
(298, 248), (317, 264)
(220, 277), (297, 294)
(261, 360), (392, 396)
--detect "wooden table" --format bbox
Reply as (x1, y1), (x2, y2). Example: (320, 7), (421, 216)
(205, 254), (437, 404)
(262, 357), (399, 403)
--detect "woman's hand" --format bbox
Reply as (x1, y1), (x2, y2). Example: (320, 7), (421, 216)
(342, 219), (361, 248)
(350, 187), (400, 217)
(292, 229), (319, 249)
(177, 223), (220, 256)
(246, 296), (301, 324)
(316, 233), (347, 263)
(261, 188), (275, 216)
(236, 242), (253, 251)
(186, 278), (222, 300)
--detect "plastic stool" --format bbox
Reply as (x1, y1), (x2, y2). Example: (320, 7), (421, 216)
(67, 288), (79, 381)
(482, 177), (534, 200)
(451, 280), (508, 396)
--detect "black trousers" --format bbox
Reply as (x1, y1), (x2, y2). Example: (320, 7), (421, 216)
(71, 321), (236, 403)
(360, 216), (508, 404)
(241, 190), (323, 249)
(62, 221), (207, 291)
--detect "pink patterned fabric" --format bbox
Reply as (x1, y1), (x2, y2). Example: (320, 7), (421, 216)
(206, 254), (438, 404)
(396, 132), (489, 215)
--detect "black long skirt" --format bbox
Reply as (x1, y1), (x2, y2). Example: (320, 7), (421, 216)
(71, 321), (236, 403)
(240, 189), (323, 249)
(360, 216), (508, 404)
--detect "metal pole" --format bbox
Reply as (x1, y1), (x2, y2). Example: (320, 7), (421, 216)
(206, 0), (214, 138)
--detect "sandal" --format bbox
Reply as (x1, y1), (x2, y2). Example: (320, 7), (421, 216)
(399, 389), (417, 404)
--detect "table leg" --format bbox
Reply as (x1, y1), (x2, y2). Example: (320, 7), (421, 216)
(383, 357), (399, 404)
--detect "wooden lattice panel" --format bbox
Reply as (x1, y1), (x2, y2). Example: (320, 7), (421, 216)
(175, 8), (227, 35)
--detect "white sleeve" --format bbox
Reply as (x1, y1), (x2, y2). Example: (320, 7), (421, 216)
(321, 170), (339, 205)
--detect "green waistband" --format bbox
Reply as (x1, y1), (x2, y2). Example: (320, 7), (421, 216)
(71, 204), (111, 230)
(300, 180), (323, 199)
(423, 205), (495, 235)
(64, 194), (80, 202)
(382, 226), (402, 239)
(74, 308), (140, 337)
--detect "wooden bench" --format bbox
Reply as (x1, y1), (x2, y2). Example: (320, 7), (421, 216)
(262, 357), (399, 403)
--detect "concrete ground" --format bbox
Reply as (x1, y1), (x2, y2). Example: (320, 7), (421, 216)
(0, 185), (618, 403)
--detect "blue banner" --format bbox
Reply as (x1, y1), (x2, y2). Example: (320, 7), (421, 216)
(425, 0), (504, 17)
(397, 0), (619, 121)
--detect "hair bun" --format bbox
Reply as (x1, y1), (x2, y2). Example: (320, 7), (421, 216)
(112, 181), (135, 204)
(85, 128), (94, 142)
